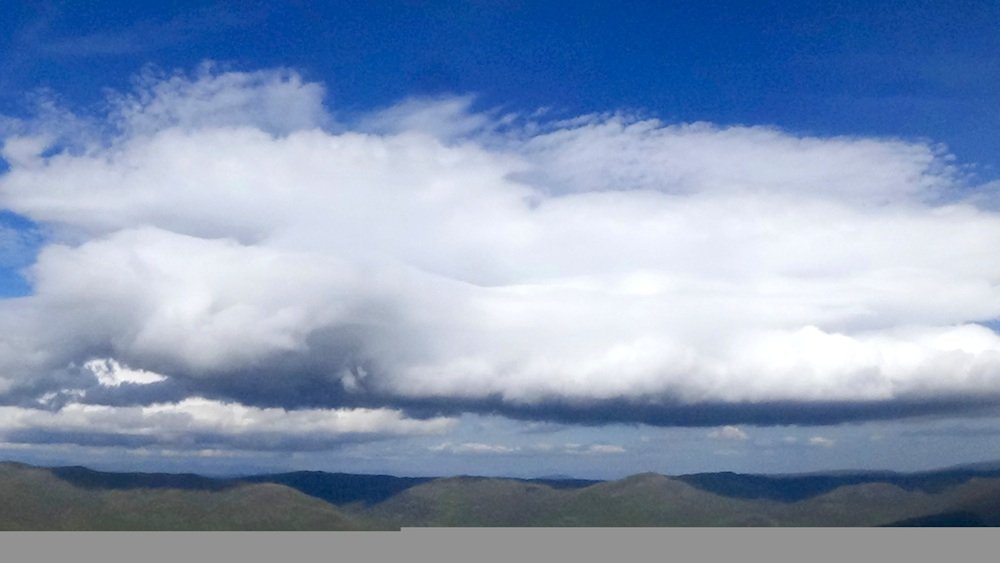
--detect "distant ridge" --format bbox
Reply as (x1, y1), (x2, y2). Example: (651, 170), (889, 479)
(28, 463), (600, 507)
(5, 460), (1000, 528)
(22, 459), (1000, 505)
(241, 471), (434, 506)
(0, 462), (372, 530)
(676, 467), (1000, 502)
(52, 465), (236, 492)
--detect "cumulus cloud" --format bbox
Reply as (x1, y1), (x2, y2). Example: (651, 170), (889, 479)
(2, 66), (1000, 440)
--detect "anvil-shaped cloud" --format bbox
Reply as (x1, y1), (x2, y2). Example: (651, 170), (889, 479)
(1, 66), (999, 452)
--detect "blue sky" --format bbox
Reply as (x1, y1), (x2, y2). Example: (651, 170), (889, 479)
(1, 1), (1000, 478)
(3, 1), (999, 171)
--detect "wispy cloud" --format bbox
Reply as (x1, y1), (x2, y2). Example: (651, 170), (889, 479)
(808, 436), (836, 448)
(430, 442), (518, 455)
(583, 444), (626, 455)
(529, 443), (626, 455)
(709, 426), (749, 441)
(20, 4), (270, 59)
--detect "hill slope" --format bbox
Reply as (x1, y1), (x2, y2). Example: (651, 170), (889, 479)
(675, 467), (1000, 502)
(0, 462), (377, 530)
(359, 471), (1000, 527)
(6, 461), (1000, 528)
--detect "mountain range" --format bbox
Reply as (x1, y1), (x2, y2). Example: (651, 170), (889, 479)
(4, 460), (1000, 529)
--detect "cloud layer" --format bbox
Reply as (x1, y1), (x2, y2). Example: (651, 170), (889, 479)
(0, 396), (454, 451)
(2, 66), (1000, 448)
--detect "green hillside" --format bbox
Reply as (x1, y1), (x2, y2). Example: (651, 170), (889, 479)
(0, 462), (379, 530)
(5, 460), (1000, 528)
(358, 471), (1000, 527)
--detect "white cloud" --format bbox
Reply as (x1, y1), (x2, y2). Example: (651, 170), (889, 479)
(110, 63), (330, 137)
(0, 398), (456, 450)
(85, 358), (167, 386)
(516, 116), (953, 202)
(358, 95), (498, 140)
(430, 442), (518, 454)
(552, 443), (627, 455)
(709, 426), (749, 441)
(0, 136), (52, 168)
(808, 436), (836, 448)
(584, 444), (626, 454)
(1, 67), (1000, 429)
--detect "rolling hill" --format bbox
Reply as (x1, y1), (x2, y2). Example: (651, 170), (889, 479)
(0, 462), (376, 530)
(5, 460), (1000, 528)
